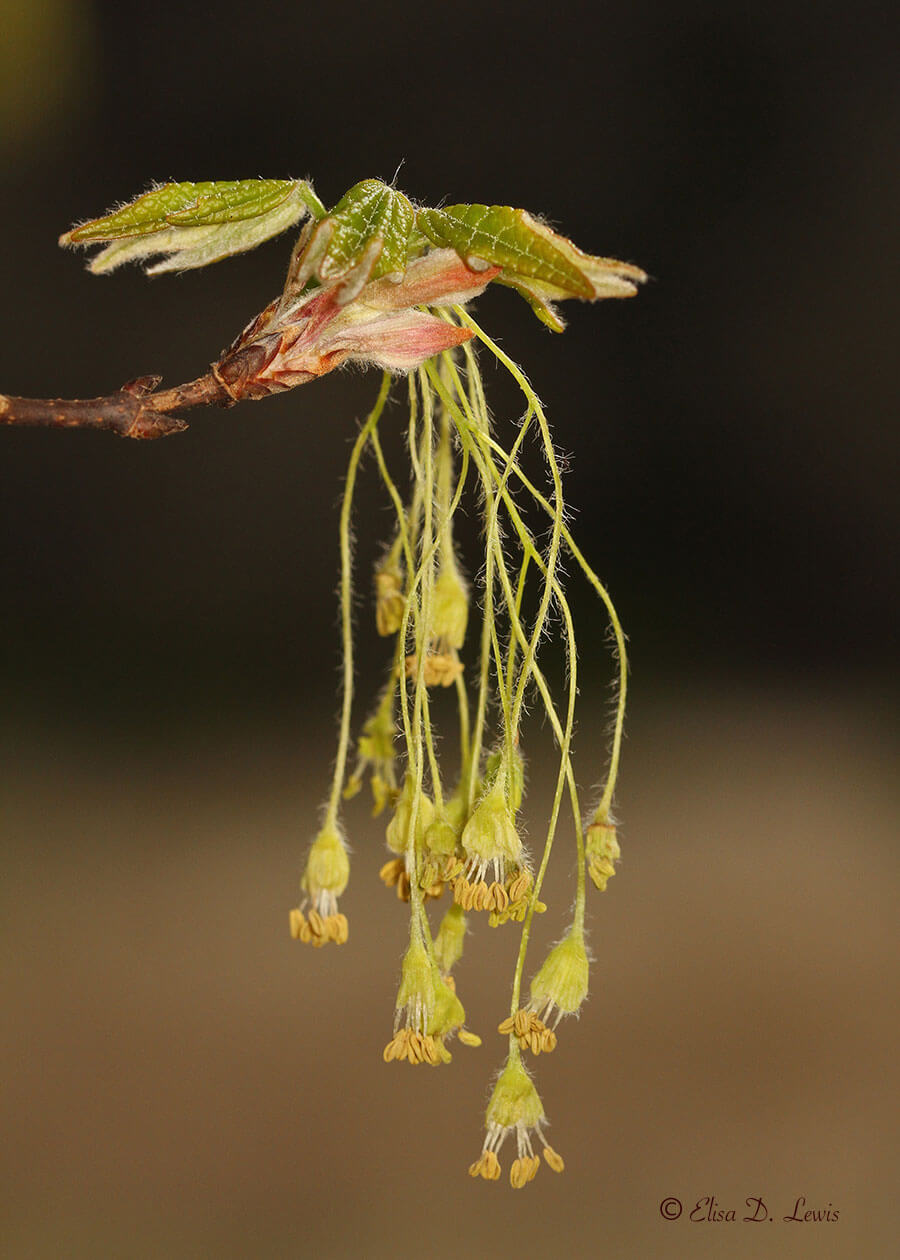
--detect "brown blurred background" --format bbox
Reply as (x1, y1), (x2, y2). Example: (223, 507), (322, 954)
(1, 1), (897, 1256)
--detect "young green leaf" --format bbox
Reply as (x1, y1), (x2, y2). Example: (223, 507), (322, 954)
(287, 179), (417, 302)
(417, 204), (646, 330)
(60, 179), (325, 275)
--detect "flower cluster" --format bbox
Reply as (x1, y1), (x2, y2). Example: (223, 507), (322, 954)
(272, 181), (641, 1185)
(59, 175), (642, 1185)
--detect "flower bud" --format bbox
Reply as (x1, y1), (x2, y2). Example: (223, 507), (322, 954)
(585, 813), (620, 891)
(386, 774), (435, 855)
(432, 565), (469, 649)
(433, 904), (467, 975)
(404, 650), (464, 688)
(375, 564), (406, 637)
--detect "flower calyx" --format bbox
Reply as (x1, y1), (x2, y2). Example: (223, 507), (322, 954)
(529, 930), (589, 1025)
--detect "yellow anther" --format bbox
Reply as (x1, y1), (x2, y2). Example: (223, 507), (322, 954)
(469, 1151), (500, 1181)
(510, 1157), (535, 1189)
(514, 1009), (531, 1038)
(457, 879), (476, 911)
(289, 908), (306, 939)
(379, 857), (403, 886)
(383, 1033), (404, 1062)
(307, 908), (324, 936)
(543, 1145), (565, 1173)
(497, 1016), (515, 1035)
(458, 1028), (482, 1047)
(507, 871), (530, 903)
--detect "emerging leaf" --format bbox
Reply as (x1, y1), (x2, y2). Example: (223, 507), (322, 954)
(287, 179), (416, 303)
(60, 179), (324, 275)
(417, 204), (646, 330)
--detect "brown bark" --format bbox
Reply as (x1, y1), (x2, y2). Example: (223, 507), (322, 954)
(0, 372), (230, 440)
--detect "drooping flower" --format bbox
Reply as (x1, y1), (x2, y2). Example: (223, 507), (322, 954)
(500, 929), (590, 1053)
(469, 1055), (564, 1187)
(383, 938), (480, 1066)
(290, 820), (350, 946)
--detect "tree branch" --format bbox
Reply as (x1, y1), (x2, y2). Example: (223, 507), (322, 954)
(0, 372), (230, 439)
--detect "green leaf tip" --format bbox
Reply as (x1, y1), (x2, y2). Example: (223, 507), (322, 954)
(282, 179), (418, 303)
(321, 179), (415, 282)
(60, 179), (324, 275)
(417, 203), (646, 330)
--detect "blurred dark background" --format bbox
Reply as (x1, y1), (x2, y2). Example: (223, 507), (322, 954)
(1, 1), (897, 1257)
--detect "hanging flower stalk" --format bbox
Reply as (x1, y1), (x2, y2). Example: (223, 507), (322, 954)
(4, 177), (645, 1185)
